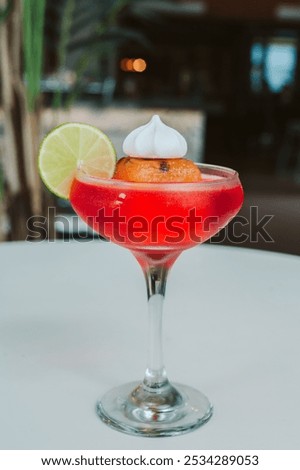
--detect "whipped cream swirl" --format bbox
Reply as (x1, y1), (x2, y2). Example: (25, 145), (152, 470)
(123, 115), (187, 159)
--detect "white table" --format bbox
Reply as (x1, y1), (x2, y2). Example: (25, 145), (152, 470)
(1, 241), (299, 450)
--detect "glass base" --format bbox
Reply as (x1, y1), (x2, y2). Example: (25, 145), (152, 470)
(96, 381), (213, 437)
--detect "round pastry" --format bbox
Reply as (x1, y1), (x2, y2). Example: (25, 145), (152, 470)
(114, 156), (201, 183)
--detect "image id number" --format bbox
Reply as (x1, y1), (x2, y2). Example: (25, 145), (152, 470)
(184, 455), (259, 466)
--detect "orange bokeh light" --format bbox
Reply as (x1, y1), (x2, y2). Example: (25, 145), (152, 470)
(120, 58), (134, 72)
(120, 57), (147, 72)
(132, 58), (147, 72)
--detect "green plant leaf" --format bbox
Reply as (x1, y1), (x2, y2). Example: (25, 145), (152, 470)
(23, 0), (46, 111)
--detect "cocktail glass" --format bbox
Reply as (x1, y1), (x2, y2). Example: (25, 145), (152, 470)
(70, 163), (243, 437)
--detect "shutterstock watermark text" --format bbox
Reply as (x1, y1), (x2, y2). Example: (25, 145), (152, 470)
(26, 206), (274, 245)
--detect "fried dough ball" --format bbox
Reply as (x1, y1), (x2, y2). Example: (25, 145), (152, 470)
(114, 157), (201, 183)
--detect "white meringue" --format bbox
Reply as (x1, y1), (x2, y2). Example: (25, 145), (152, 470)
(122, 115), (187, 159)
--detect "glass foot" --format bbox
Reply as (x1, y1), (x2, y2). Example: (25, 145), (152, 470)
(96, 381), (213, 437)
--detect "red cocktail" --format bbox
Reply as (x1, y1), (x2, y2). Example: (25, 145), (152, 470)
(70, 165), (243, 260)
(38, 113), (244, 437)
(69, 163), (243, 437)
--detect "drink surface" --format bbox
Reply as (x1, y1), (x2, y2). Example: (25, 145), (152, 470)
(70, 169), (244, 254)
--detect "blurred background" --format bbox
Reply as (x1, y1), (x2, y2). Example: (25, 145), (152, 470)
(1, 0), (300, 253)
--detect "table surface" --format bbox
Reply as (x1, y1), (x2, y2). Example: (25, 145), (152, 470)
(1, 241), (300, 450)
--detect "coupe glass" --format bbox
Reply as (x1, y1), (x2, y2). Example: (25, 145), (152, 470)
(70, 163), (244, 437)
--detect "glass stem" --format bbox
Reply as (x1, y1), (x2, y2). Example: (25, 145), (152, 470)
(143, 265), (169, 389)
(128, 251), (183, 417)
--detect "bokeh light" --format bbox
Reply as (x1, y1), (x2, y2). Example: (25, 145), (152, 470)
(132, 58), (147, 72)
(120, 57), (147, 72)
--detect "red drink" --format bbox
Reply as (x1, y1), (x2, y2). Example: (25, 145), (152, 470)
(69, 162), (244, 436)
(70, 165), (243, 261)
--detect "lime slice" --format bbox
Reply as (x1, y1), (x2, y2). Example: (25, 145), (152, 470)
(38, 122), (117, 199)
